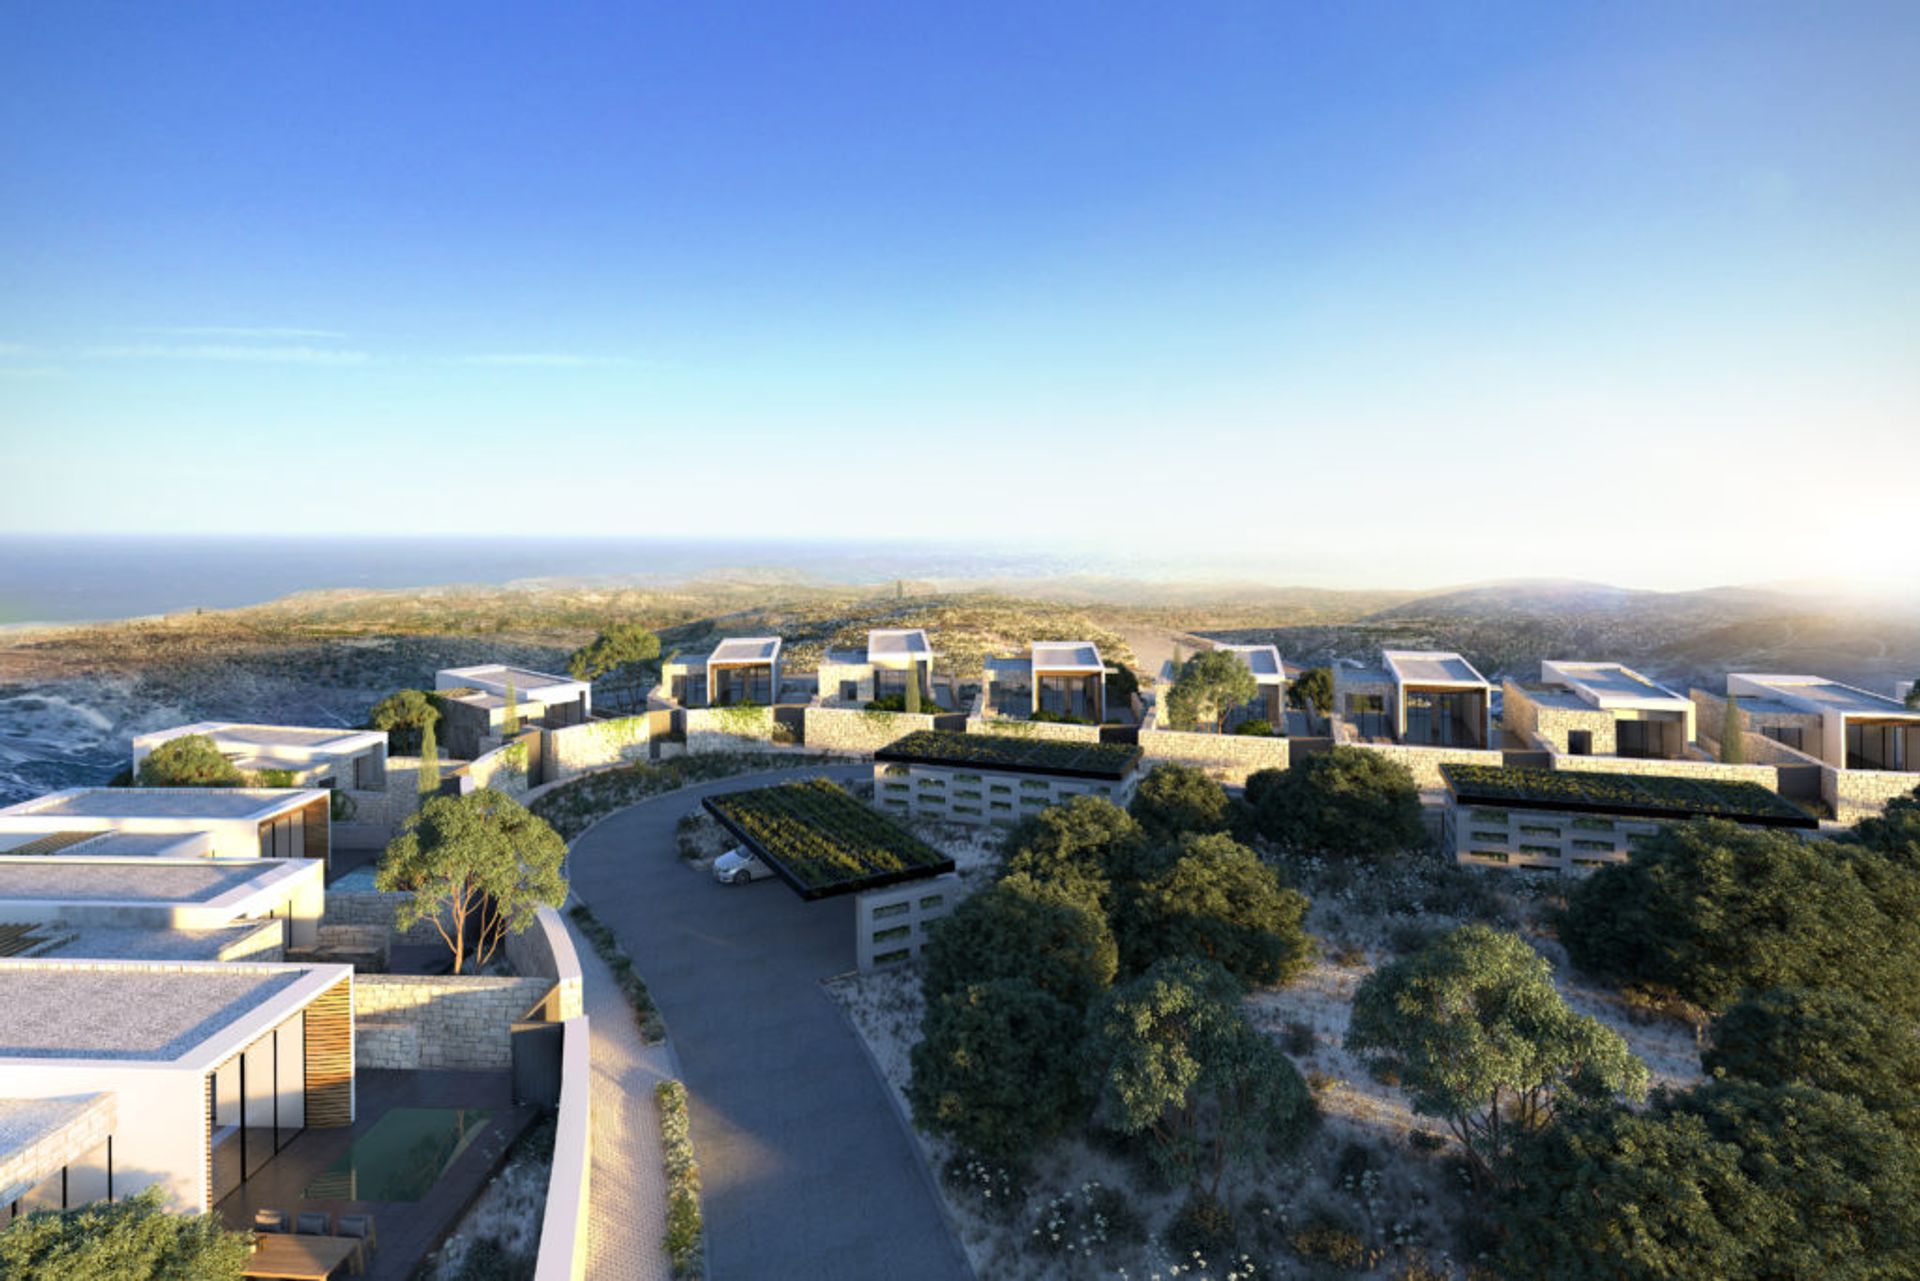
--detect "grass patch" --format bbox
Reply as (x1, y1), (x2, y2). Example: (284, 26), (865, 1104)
(568, 903), (667, 1044)
(655, 1079), (705, 1279)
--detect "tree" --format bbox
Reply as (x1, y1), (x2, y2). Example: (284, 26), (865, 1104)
(567, 623), (662, 713)
(1346, 925), (1648, 1186)
(1246, 747), (1424, 859)
(1105, 661), (1140, 707)
(1122, 833), (1313, 986)
(502, 677), (521, 738)
(1085, 955), (1314, 1196)
(908, 978), (1089, 1163)
(1291, 666), (1333, 717)
(1703, 987), (1920, 1133)
(1128, 763), (1232, 839)
(136, 734), (244, 788)
(922, 877), (1118, 1012)
(0, 1185), (253, 1280)
(376, 787), (569, 973)
(1720, 693), (1746, 764)
(1559, 820), (1920, 1016)
(368, 688), (441, 754)
(417, 719), (441, 794)
(998, 796), (1154, 913)
(1164, 650), (1259, 733)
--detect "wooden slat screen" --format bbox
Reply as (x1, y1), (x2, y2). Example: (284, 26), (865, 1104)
(303, 977), (353, 1128)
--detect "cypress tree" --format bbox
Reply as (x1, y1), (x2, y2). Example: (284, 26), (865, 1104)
(906, 670), (922, 715)
(418, 720), (441, 794)
(503, 677), (521, 737)
(1721, 693), (1746, 764)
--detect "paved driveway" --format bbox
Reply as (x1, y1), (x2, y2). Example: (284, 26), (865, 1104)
(567, 765), (971, 1281)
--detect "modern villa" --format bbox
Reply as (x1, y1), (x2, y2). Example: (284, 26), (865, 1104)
(434, 664), (592, 757)
(0, 856), (325, 960)
(983, 641), (1108, 722)
(873, 730), (1144, 828)
(1335, 650), (1493, 748)
(816, 628), (951, 709)
(1692, 674), (1920, 821)
(0, 957), (354, 1216)
(1502, 661), (1696, 760)
(132, 722), (389, 792)
(0, 789), (331, 866)
(1213, 643), (1288, 731)
(661, 637), (783, 708)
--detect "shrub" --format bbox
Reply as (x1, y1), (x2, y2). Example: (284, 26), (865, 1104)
(0, 1186), (252, 1279)
(1232, 717), (1276, 737)
(1119, 832), (1313, 986)
(1247, 748), (1424, 859)
(1703, 986), (1920, 1132)
(922, 877), (1118, 1011)
(368, 688), (441, 753)
(1164, 1192), (1237, 1262)
(1289, 1210), (1378, 1270)
(908, 978), (1090, 1162)
(1128, 762), (1233, 838)
(569, 903), (665, 1042)
(655, 1079), (704, 1278)
(136, 734), (244, 787)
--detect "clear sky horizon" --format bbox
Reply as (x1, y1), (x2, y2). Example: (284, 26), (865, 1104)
(1, 3), (1915, 592)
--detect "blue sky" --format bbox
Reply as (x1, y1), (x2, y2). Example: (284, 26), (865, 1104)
(1, 2), (1915, 590)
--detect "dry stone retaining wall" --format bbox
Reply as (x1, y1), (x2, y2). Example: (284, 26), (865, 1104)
(803, 706), (939, 754)
(352, 973), (553, 1070)
(1549, 750), (1779, 791)
(546, 716), (651, 782)
(1138, 707), (1291, 785)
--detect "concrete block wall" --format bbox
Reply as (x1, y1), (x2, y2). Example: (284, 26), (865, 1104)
(352, 974), (554, 1070)
(546, 716), (651, 782)
(1447, 799), (1658, 874)
(802, 706), (940, 754)
(875, 760), (1136, 828)
(855, 874), (958, 970)
(1137, 705), (1291, 785)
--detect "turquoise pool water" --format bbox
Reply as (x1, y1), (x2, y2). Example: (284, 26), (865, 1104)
(301, 1107), (494, 1202)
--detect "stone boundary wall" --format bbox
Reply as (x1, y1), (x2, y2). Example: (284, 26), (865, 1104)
(1137, 705), (1291, 785)
(0, 1092), (116, 1206)
(505, 906), (584, 1021)
(546, 716), (651, 782)
(1827, 765), (1920, 824)
(323, 890), (446, 945)
(1348, 741), (1505, 790)
(683, 705), (806, 755)
(1549, 750), (1780, 791)
(460, 734), (536, 798)
(352, 973), (554, 1070)
(1502, 680), (1616, 755)
(803, 706), (940, 754)
(532, 1014), (592, 1281)
(1689, 689), (1818, 746)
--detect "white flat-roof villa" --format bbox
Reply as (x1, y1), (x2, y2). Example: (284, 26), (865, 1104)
(817, 628), (954, 709)
(0, 957), (353, 1218)
(434, 663), (592, 757)
(984, 641), (1108, 722)
(0, 856), (324, 960)
(0, 788), (330, 865)
(661, 637), (783, 708)
(1334, 650), (1493, 748)
(131, 722), (388, 791)
(1503, 661), (1696, 760)
(1689, 674), (1920, 821)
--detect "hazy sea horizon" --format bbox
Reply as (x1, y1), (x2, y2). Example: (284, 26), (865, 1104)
(0, 535), (1119, 626)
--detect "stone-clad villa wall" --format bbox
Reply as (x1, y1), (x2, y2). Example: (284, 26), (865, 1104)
(353, 974), (553, 1070)
(0, 1093), (116, 1207)
(1502, 681), (1617, 755)
(683, 705), (805, 755)
(1828, 765), (1920, 824)
(1137, 706), (1291, 785)
(804, 706), (941, 755)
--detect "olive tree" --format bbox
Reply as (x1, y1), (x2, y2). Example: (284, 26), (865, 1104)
(1346, 925), (1647, 1187)
(377, 787), (569, 973)
(368, 688), (441, 754)
(136, 734), (245, 788)
(1290, 666), (1333, 717)
(1164, 650), (1258, 733)
(567, 623), (662, 713)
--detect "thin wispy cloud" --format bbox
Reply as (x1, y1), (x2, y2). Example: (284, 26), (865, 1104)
(133, 326), (349, 340)
(84, 343), (371, 365)
(454, 353), (630, 368)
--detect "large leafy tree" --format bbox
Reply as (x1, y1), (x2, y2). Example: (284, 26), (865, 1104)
(908, 978), (1090, 1163)
(568, 623), (662, 713)
(368, 688), (441, 754)
(1163, 650), (1259, 733)
(1559, 820), (1920, 1016)
(376, 787), (569, 973)
(0, 1186), (253, 1280)
(1122, 833), (1312, 986)
(1246, 747), (1424, 859)
(998, 795), (1156, 913)
(136, 734), (245, 788)
(1704, 986), (1920, 1133)
(1346, 925), (1648, 1187)
(1128, 763), (1233, 839)
(1085, 956), (1314, 1196)
(922, 876), (1118, 1013)
(1290, 666), (1333, 717)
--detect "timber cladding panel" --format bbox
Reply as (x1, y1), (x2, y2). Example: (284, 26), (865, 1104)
(304, 976), (354, 1128)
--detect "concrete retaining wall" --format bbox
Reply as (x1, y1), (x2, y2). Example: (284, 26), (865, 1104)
(505, 906), (585, 1021)
(532, 1015), (592, 1281)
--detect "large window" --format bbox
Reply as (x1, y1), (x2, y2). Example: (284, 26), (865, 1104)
(1345, 693), (1388, 740)
(1404, 690), (1482, 747)
(257, 809), (305, 859)
(208, 1012), (306, 1205)
(1616, 720), (1664, 759)
(1848, 721), (1912, 772)
(1762, 725), (1805, 752)
(713, 666), (772, 706)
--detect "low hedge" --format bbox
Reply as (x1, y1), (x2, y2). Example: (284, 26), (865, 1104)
(656, 1079), (704, 1279)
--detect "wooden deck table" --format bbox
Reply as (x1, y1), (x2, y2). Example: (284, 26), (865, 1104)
(242, 1233), (363, 1279)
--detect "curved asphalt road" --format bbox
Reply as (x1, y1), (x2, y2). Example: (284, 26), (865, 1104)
(567, 765), (972, 1281)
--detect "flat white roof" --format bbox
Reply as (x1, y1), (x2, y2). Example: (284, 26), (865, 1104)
(0, 960), (328, 1062)
(866, 629), (932, 659)
(0, 856), (311, 907)
(0, 829), (213, 858)
(1541, 661), (1690, 712)
(1030, 641), (1104, 673)
(0, 788), (325, 823)
(133, 722), (384, 758)
(1732, 674), (1920, 720)
(708, 637), (781, 665)
(438, 664), (585, 694)
(1216, 643), (1285, 683)
(1384, 650), (1490, 689)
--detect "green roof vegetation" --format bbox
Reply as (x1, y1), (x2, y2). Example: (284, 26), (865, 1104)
(704, 779), (953, 899)
(1440, 764), (1815, 828)
(875, 730), (1142, 780)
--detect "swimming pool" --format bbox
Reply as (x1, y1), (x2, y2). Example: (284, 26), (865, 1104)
(301, 1107), (494, 1202)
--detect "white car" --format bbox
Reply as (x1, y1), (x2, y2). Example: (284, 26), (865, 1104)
(712, 847), (776, 886)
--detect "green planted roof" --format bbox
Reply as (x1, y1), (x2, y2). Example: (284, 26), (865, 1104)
(1441, 764), (1816, 828)
(874, 729), (1142, 780)
(703, 779), (954, 900)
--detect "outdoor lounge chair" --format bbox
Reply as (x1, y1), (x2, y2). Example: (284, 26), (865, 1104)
(338, 1213), (377, 1275)
(295, 1210), (333, 1236)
